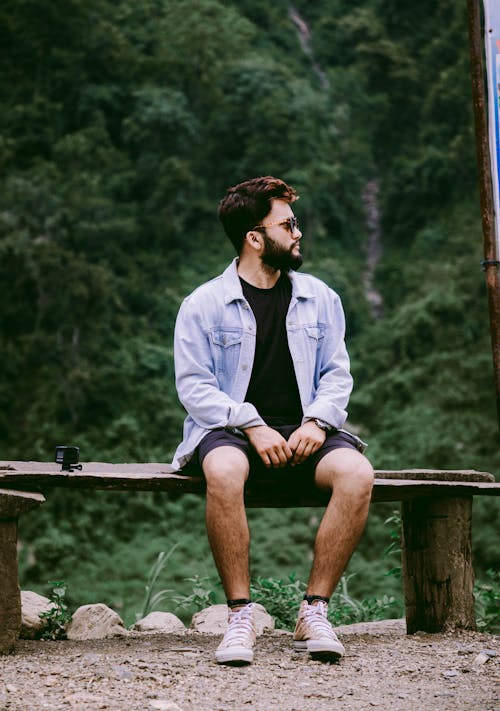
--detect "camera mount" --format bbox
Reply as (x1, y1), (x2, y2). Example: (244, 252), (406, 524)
(55, 445), (83, 472)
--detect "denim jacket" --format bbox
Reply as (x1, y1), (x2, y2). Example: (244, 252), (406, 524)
(172, 258), (353, 469)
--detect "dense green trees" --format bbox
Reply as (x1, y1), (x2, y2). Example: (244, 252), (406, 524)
(1, 0), (497, 618)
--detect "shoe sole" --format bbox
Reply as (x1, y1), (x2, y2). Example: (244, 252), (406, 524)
(293, 640), (345, 660)
(215, 647), (254, 665)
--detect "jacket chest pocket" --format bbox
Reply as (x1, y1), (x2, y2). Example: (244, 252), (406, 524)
(304, 325), (325, 349)
(302, 325), (326, 371)
(210, 328), (243, 375)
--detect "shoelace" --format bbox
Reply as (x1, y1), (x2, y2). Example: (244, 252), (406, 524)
(302, 601), (337, 638)
(222, 604), (255, 646)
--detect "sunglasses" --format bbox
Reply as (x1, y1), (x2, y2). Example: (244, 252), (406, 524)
(252, 216), (300, 234)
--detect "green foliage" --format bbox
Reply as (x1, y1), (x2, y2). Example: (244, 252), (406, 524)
(172, 575), (219, 618)
(2, 0), (498, 624)
(328, 575), (401, 627)
(169, 573), (400, 632)
(383, 510), (402, 580)
(251, 575), (306, 630)
(138, 547), (179, 621)
(39, 580), (72, 640)
(475, 570), (500, 633)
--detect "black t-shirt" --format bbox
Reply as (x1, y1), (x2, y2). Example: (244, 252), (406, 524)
(240, 273), (303, 426)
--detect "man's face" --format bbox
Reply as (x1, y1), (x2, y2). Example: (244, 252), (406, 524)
(259, 199), (303, 271)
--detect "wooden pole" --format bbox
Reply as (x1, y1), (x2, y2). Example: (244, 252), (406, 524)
(467, 0), (500, 429)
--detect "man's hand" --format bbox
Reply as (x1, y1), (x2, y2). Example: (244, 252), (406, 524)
(244, 425), (293, 468)
(287, 421), (326, 466)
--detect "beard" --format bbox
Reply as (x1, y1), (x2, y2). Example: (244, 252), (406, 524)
(261, 233), (303, 271)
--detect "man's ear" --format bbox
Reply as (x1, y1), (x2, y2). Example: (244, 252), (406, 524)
(244, 230), (263, 251)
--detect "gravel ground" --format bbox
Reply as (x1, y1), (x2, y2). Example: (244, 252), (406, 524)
(1, 623), (498, 710)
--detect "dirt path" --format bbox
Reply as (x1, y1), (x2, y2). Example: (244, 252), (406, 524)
(1, 623), (498, 710)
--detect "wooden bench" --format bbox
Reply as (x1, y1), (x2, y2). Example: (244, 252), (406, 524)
(0, 461), (498, 654)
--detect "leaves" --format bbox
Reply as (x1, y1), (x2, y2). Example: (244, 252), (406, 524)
(39, 580), (72, 640)
(2, 0), (498, 625)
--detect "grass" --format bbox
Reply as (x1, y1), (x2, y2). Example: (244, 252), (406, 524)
(137, 545), (179, 621)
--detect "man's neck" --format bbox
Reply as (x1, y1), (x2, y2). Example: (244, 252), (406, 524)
(237, 258), (281, 289)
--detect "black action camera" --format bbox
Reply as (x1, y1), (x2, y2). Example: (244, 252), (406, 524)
(55, 445), (82, 472)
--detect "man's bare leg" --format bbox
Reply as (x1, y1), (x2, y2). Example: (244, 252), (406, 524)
(293, 448), (374, 660)
(203, 446), (251, 600)
(204, 447), (256, 665)
(307, 448), (374, 597)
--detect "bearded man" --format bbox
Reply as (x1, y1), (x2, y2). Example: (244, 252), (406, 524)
(173, 176), (373, 665)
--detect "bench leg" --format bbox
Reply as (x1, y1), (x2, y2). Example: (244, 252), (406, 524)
(402, 496), (476, 633)
(0, 519), (21, 653)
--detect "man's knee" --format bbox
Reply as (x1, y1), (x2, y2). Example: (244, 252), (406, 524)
(203, 446), (249, 499)
(316, 449), (374, 498)
(348, 455), (375, 498)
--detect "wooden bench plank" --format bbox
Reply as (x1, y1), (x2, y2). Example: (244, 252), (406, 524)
(0, 489), (46, 517)
(0, 463), (497, 506)
(0, 461), (496, 481)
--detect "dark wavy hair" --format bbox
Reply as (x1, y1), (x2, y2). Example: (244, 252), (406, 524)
(218, 176), (298, 254)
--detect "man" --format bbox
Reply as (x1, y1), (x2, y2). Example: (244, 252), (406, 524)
(173, 176), (374, 665)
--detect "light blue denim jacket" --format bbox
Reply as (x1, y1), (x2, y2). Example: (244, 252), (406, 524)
(172, 258), (353, 469)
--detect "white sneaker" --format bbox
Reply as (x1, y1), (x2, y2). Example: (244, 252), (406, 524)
(215, 603), (256, 665)
(293, 600), (345, 660)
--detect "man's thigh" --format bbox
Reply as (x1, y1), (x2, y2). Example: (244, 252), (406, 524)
(196, 427), (301, 485)
(197, 428), (251, 470)
(196, 431), (251, 492)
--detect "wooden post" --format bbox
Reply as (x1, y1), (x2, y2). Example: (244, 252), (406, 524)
(0, 489), (45, 654)
(402, 496), (476, 633)
(467, 0), (500, 429)
(0, 519), (23, 653)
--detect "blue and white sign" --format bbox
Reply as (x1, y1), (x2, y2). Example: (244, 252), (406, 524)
(484, 0), (500, 256)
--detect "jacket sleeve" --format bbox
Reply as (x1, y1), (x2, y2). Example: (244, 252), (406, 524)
(302, 290), (353, 429)
(174, 296), (265, 431)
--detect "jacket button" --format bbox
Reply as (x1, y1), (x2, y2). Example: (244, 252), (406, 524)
(242, 364), (248, 371)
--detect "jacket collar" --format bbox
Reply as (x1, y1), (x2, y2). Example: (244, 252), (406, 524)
(222, 258), (315, 304)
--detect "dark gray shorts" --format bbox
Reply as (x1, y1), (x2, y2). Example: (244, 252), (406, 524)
(191, 424), (365, 482)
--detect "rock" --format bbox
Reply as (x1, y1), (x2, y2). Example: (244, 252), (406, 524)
(457, 645), (475, 655)
(482, 649), (497, 658)
(472, 652), (490, 666)
(335, 619), (406, 636)
(66, 603), (128, 640)
(64, 692), (105, 706)
(112, 664), (133, 680)
(19, 591), (57, 639)
(149, 701), (183, 711)
(133, 611), (186, 634)
(190, 603), (274, 635)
